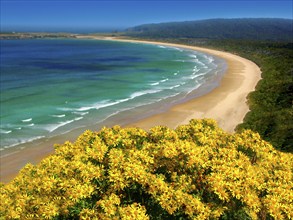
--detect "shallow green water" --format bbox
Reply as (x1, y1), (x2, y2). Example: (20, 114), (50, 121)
(0, 39), (226, 150)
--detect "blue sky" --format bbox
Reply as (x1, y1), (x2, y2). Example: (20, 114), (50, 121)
(1, 0), (292, 32)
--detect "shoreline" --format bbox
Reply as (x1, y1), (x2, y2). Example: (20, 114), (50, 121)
(84, 36), (261, 131)
(0, 37), (261, 183)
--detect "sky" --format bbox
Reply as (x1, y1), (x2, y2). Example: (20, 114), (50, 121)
(1, 0), (292, 32)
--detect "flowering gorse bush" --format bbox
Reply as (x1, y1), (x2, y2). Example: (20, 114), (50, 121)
(1, 119), (292, 219)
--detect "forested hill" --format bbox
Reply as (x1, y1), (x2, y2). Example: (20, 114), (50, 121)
(126, 18), (292, 41)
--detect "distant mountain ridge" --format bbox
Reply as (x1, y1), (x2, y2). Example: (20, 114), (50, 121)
(126, 18), (293, 41)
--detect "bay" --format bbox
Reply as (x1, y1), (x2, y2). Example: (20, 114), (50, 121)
(0, 38), (226, 150)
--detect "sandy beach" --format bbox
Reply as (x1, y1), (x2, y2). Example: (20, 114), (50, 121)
(88, 37), (261, 131)
(0, 37), (261, 183)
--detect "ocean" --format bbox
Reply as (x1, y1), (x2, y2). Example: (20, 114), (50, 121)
(0, 38), (226, 151)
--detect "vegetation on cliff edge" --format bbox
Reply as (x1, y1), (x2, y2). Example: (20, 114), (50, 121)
(1, 119), (292, 219)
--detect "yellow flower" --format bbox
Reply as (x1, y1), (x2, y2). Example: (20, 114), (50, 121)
(119, 203), (149, 220)
(1, 119), (292, 220)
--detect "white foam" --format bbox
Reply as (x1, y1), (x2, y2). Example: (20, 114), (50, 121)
(160, 78), (169, 83)
(95, 91), (182, 125)
(156, 92), (182, 102)
(75, 99), (127, 111)
(51, 114), (66, 118)
(0, 129), (12, 134)
(27, 123), (35, 127)
(62, 89), (162, 115)
(186, 83), (202, 94)
(193, 67), (199, 72)
(150, 82), (160, 86)
(195, 59), (206, 67)
(74, 106), (93, 111)
(72, 111), (89, 116)
(58, 107), (75, 111)
(189, 72), (207, 80)
(22, 118), (32, 122)
(189, 54), (207, 67)
(172, 47), (183, 52)
(203, 55), (214, 63)
(158, 45), (166, 49)
(41, 116), (84, 133)
(169, 84), (181, 89)
(44, 120), (75, 132)
(130, 89), (162, 99)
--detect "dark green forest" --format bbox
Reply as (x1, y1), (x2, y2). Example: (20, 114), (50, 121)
(126, 18), (292, 42)
(124, 19), (293, 152)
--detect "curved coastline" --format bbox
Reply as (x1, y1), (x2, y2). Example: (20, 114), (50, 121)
(85, 36), (262, 131)
(0, 37), (261, 183)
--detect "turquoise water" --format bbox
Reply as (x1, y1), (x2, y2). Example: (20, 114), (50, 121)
(0, 39), (226, 150)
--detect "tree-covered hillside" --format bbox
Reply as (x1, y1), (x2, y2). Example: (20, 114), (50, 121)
(126, 18), (292, 41)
